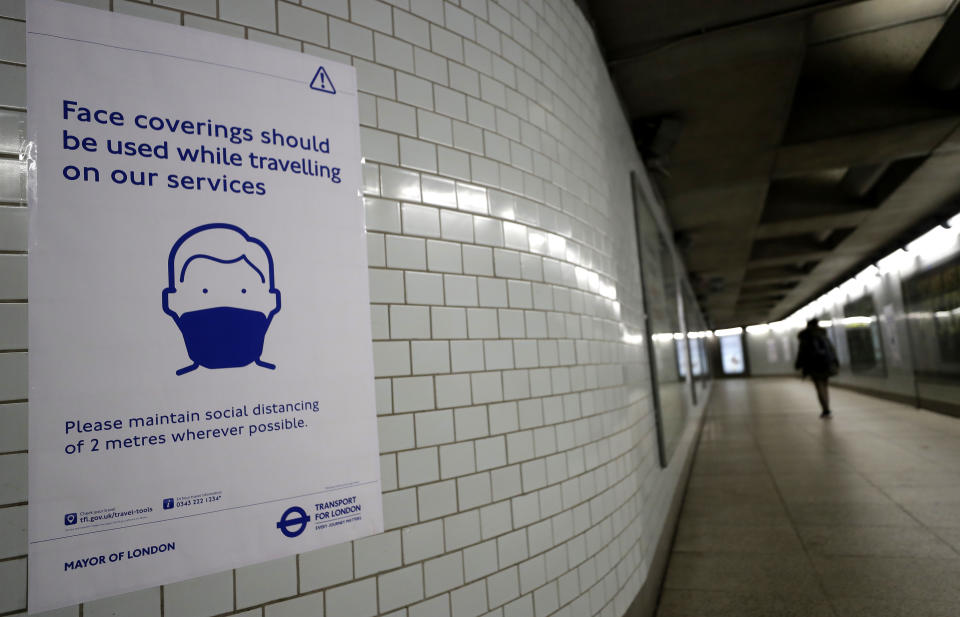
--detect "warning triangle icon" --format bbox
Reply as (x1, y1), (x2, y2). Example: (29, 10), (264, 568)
(310, 66), (336, 94)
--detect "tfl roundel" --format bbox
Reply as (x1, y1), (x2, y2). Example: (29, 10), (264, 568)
(276, 506), (309, 538)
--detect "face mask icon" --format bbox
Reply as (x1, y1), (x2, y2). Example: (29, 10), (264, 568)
(162, 223), (281, 375)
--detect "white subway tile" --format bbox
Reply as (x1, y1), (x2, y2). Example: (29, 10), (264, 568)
(491, 465), (522, 501)
(464, 539), (498, 581)
(221, 0), (276, 29)
(431, 25), (464, 62)
(265, 591), (324, 617)
(415, 408), (454, 445)
(506, 431), (534, 464)
(0, 347), (25, 404)
(444, 510), (481, 550)
(351, 0), (393, 33)
(303, 0), (350, 19)
(503, 594), (533, 617)
(417, 478), (457, 519)
(361, 127), (400, 165)
(451, 63), (481, 97)
(457, 471), (492, 510)
(440, 210), (475, 243)
(374, 29), (417, 69)
(457, 183), (488, 214)
(497, 530), (528, 568)
(439, 146), (472, 181)
(471, 155), (500, 186)
(374, 341), (412, 377)
(411, 595), (451, 617)
(454, 405), (488, 440)
(470, 101), (497, 132)
(471, 371), (503, 405)
(115, 0), (179, 23)
(382, 166), (423, 201)
(163, 571), (233, 617)
(465, 41), (493, 76)
(236, 556), (297, 608)
(486, 567), (519, 608)
(488, 402), (519, 435)
(0, 403), (26, 453)
(381, 453), (398, 491)
(393, 375), (436, 412)
(0, 504), (24, 559)
(383, 488), (419, 530)
(402, 519), (444, 563)
(474, 436), (506, 471)
(354, 530), (402, 576)
(398, 446), (440, 487)
(379, 413), (415, 451)
(398, 72), (435, 109)
(444, 275), (479, 306)
(355, 59), (397, 97)
(431, 307), (468, 339)
(84, 588), (160, 617)
(330, 17), (375, 59)
(369, 269), (406, 303)
(391, 305), (431, 339)
(518, 556), (545, 595)
(532, 582), (558, 617)
(511, 493), (540, 528)
(424, 552), (464, 596)
(0, 65), (25, 109)
(453, 122), (484, 154)
(0, 255), (26, 300)
(501, 370), (530, 400)
(386, 235), (427, 270)
(394, 9), (429, 46)
(439, 440), (476, 478)
(466, 308), (498, 338)
(428, 240), (463, 273)
(325, 578), (378, 617)
(415, 47), (448, 84)
(436, 85), (468, 120)
(379, 99), (418, 136)
(451, 580), (487, 617)
(278, 2), (328, 45)
(444, 3), (475, 39)
(405, 271), (443, 305)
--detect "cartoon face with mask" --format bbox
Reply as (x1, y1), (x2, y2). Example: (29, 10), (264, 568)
(163, 223), (280, 375)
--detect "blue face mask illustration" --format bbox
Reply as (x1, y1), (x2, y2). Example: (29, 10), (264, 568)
(175, 307), (271, 370)
(163, 224), (281, 375)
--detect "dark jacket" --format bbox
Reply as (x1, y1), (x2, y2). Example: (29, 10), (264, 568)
(795, 326), (838, 378)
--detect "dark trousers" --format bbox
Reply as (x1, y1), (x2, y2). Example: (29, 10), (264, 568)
(812, 377), (830, 413)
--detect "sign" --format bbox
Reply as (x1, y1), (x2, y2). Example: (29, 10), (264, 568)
(26, 2), (382, 611)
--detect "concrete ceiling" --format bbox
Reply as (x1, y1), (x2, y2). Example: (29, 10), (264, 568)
(579, 0), (960, 327)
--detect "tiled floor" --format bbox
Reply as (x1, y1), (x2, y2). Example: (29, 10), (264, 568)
(657, 378), (960, 617)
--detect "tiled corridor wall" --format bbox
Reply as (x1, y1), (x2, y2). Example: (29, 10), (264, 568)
(0, 1), (709, 615)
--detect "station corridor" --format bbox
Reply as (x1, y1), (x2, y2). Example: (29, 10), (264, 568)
(658, 379), (960, 617)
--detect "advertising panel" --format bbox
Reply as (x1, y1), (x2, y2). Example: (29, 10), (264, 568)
(27, 2), (382, 611)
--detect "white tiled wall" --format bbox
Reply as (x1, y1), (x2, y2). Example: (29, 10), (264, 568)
(0, 0), (710, 616)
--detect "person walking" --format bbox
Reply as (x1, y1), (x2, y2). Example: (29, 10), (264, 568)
(795, 319), (839, 418)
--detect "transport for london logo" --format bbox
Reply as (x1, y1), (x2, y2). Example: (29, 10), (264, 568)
(276, 506), (309, 538)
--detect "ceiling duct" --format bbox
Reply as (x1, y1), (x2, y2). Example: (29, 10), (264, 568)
(914, 4), (960, 90)
(633, 116), (683, 175)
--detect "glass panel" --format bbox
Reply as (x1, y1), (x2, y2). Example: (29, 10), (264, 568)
(901, 253), (960, 382)
(842, 295), (886, 376)
(631, 173), (686, 466)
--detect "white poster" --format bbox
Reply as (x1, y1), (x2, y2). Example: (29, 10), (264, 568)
(27, 2), (382, 612)
(765, 338), (779, 364)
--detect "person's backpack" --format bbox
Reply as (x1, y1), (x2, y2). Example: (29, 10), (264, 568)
(810, 334), (838, 376)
